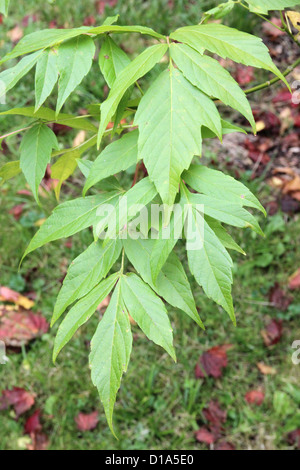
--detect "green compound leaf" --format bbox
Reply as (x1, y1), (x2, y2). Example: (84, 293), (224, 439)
(52, 239), (122, 326)
(123, 237), (203, 328)
(135, 66), (222, 206)
(90, 279), (132, 436)
(83, 130), (139, 195)
(0, 51), (43, 100)
(188, 193), (264, 236)
(205, 216), (246, 256)
(121, 273), (176, 361)
(20, 123), (59, 203)
(22, 191), (120, 259)
(0, 107), (97, 132)
(0, 161), (21, 184)
(170, 24), (289, 88)
(56, 36), (95, 114)
(35, 49), (58, 111)
(183, 164), (266, 215)
(245, 0), (300, 14)
(97, 44), (168, 147)
(99, 36), (130, 88)
(170, 43), (256, 132)
(0, 25), (164, 65)
(180, 183), (235, 324)
(53, 272), (119, 361)
(0, 0), (10, 16)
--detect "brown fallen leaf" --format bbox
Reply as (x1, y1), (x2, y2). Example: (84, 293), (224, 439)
(75, 411), (99, 431)
(288, 429), (300, 449)
(26, 432), (49, 451)
(261, 319), (283, 347)
(289, 269), (300, 290)
(0, 286), (34, 310)
(0, 305), (49, 347)
(257, 362), (277, 375)
(268, 283), (293, 311)
(0, 387), (35, 417)
(245, 389), (265, 406)
(195, 344), (233, 379)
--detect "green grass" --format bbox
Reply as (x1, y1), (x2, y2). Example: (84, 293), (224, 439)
(1, 0), (300, 451)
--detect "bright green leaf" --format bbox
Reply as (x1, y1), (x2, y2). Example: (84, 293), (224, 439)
(0, 0), (10, 16)
(188, 193), (264, 236)
(135, 66), (222, 206)
(35, 49), (58, 111)
(22, 191), (120, 259)
(170, 24), (289, 88)
(53, 272), (119, 361)
(205, 216), (246, 255)
(121, 273), (176, 361)
(0, 107), (97, 132)
(56, 36), (95, 114)
(90, 280), (132, 436)
(123, 238), (204, 328)
(52, 239), (122, 325)
(84, 130), (139, 195)
(20, 123), (59, 203)
(97, 44), (168, 147)
(0, 51), (43, 99)
(246, 0), (300, 14)
(99, 36), (130, 88)
(183, 164), (266, 215)
(181, 183), (235, 323)
(170, 43), (256, 132)
(0, 160), (21, 184)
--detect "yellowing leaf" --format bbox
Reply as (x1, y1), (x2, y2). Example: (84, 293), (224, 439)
(286, 11), (300, 31)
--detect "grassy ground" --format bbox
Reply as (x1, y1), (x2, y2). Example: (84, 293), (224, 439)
(0, 0), (300, 450)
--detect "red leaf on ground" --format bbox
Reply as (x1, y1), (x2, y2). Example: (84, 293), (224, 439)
(0, 305), (49, 347)
(245, 389), (265, 406)
(234, 65), (254, 85)
(195, 427), (216, 445)
(0, 286), (34, 309)
(215, 441), (236, 450)
(75, 411), (99, 431)
(27, 432), (49, 451)
(261, 319), (283, 347)
(262, 18), (285, 39)
(268, 283), (293, 311)
(203, 400), (227, 428)
(0, 387), (35, 417)
(17, 189), (32, 196)
(288, 429), (300, 449)
(83, 15), (96, 26)
(289, 269), (300, 290)
(9, 204), (25, 221)
(24, 409), (42, 434)
(195, 344), (232, 379)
